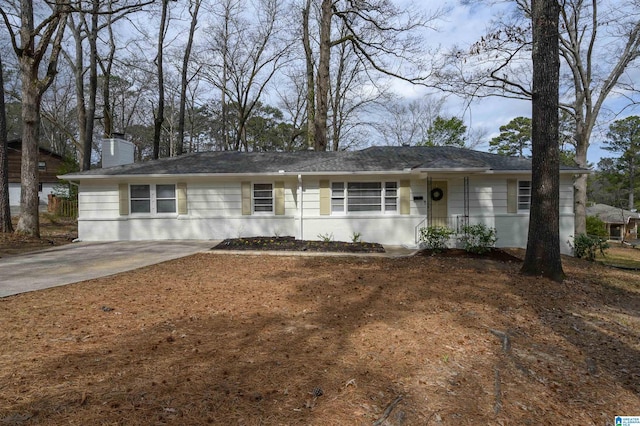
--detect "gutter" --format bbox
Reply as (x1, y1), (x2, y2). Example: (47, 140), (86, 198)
(298, 174), (303, 240)
(58, 170), (419, 180)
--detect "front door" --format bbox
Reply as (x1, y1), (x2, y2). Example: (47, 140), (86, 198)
(430, 180), (448, 227)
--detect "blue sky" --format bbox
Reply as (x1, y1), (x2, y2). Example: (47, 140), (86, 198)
(399, 0), (640, 166)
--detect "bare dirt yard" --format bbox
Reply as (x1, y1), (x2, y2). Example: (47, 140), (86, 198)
(0, 214), (77, 258)
(1, 223), (639, 425)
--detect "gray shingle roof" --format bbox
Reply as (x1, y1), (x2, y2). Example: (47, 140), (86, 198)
(63, 146), (586, 178)
(586, 203), (640, 224)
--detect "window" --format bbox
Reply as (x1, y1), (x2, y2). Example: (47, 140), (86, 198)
(156, 184), (176, 213)
(348, 182), (382, 212)
(331, 181), (398, 214)
(38, 182), (43, 192)
(331, 182), (345, 212)
(38, 161), (46, 171)
(130, 185), (151, 213)
(518, 180), (531, 210)
(385, 182), (398, 211)
(253, 183), (273, 213)
(130, 184), (176, 214)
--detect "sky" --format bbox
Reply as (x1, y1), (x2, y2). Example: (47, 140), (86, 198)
(393, 0), (640, 166)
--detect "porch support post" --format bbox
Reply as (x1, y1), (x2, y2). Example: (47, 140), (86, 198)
(298, 174), (303, 240)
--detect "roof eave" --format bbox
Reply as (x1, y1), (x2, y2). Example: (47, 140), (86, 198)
(410, 167), (491, 174)
(59, 170), (415, 180)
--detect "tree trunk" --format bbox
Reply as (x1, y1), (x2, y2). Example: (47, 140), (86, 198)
(83, 0), (99, 171)
(153, 0), (169, 159)
(16, 58), (41, 237)
(314, 0), (332, 151)
(221, 0), (231, 151)
(100, 6), (117, 138)
(302, 0), (315, 150)
(572, 111), (590, 235)
(521, 0), (564, 281)
(177, 0), (201, 156)
(0, 53), (13, 233)
(629, 160), (635, 210)
(69, 15), (88, 169)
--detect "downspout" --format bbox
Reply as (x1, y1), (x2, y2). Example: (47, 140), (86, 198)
(298, 174), (303, 240)
(68, 180), (81, 243)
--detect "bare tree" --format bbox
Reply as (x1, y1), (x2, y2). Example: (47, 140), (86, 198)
(203, 0), (291, 151)
(1, 0), (69, 236)
(306, 0), (439, 151)
(61, 0), (149, 169)
(371, 95), (444, 146)
(302, 0), (315, 149)
(328, 20), (386, 150)
(521, 0), (564, 281)
(0, 53), (13, 233)
(40, 67), (79, 157)
(437, 0), (640, 235)
(275, 68), (308, 150)
(151, 0), (171, 159)
(176, 0), (202, 156)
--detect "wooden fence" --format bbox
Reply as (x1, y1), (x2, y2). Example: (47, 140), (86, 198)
(48, 195), (78, 218)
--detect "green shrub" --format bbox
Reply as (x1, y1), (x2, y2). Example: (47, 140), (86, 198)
(586, 215), (608, 238)
(418, 226), (454, 252)
(573, 233), (609, 261)
(351, 232), (362, 243)
(458, 224), (498, 254)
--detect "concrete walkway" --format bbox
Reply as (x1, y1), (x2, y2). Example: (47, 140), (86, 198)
(0, 241), (215, 298)
(0, 241), (417, 298)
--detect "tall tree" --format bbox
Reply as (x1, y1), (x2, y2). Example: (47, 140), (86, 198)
(590, 157), (628, 207)
(176, 0), (202, 156)
(0, 53), (13, 233)
(521, 0), (564, 281)
(306, 0), (438, 151)
(1, 0), (70, 236)
(203, 0), (290, 151)
(152, 0), (171, 159)
(438, 0), (640, 235)
(490, 116), (532, 158)
(602, 116), (640, 210)
(302, 0), (315, 150)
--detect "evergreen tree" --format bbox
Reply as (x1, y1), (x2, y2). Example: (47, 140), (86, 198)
(421, 116), (466, 147)
(489, 116), (532, 158)
(601, 116), (640, 210)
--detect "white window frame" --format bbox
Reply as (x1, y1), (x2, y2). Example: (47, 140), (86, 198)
(130, 184), (177, 215)
(156, 184), (177, 214)
(330, 181), (398, 215)
(518, 180), (532, 211)
(253, 183), (274, 214)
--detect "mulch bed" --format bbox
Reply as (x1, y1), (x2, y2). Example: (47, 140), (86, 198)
(213, 238), (523, 263)
(213, 236), (386, 253)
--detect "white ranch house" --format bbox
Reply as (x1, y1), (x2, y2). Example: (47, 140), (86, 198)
(62, 141), (585, 254)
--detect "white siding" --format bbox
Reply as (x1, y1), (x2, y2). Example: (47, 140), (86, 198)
(78, 184), (120, 218)
(299, 176), (426, 244)
(76, 173), (576, 254)
(78, 178), (299, 241)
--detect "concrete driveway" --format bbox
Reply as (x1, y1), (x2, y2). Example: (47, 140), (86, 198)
(0, 240), (216, 298)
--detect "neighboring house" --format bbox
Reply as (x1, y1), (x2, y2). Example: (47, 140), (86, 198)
(61, 143), (586, 254)
(586, 203), (640, 241)
(8, 140), (67, 206)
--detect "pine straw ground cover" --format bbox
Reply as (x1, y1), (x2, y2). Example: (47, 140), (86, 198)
(0, 252), (639, 425)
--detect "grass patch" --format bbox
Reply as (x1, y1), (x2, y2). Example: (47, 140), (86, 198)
(596, 243), (640, 269)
